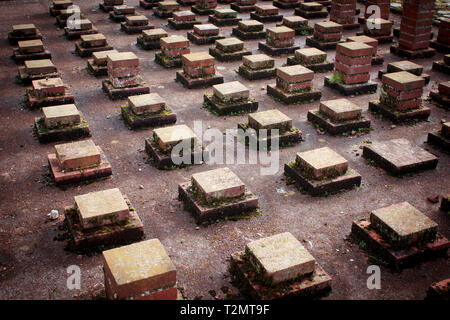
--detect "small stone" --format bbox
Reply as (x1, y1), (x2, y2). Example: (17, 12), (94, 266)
(48, 209), (59, 220)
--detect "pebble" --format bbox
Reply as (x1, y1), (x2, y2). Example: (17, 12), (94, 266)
(48, 210), (59, 220)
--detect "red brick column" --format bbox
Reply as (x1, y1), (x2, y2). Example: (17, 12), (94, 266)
(398, 0), (435, 51)
(430, 18), (450, 52)
(335, 42), (372, 85)
(330, 0), (357, 27)
(364, 0), (390, 20)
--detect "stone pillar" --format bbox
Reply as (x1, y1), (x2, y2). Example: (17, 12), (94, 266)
(430, 18), (450, 53)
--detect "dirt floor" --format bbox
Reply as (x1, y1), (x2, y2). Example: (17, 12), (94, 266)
(0, 0), (448, 300)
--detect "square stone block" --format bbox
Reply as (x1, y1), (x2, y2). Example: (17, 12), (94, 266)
(295, 48), (326, 65)
(337, 41), (373, 57)
(158, 0), (179, 11)
(238, 20), (263, 32)
(143, 28), (168, 41)
(18, 39), (44, 54)
(243, 54), (274, 70)
(81, 34), (107, 48)
(153, 124), (197, 151)
(102, 239), (177, 300)
(129, 93), (165, 115)
(347, 35), (378, 55)
(382, 71), (425, 92)
(192, 167), (245, 202)
(43, 104), (81, 128)
(75, 188), (130, 229)
(32, 77), (65, 96)
(13, 24), (37, 35)
(363, 138), (438, 175)
(107, 52), (139, 68)
(319, 98), (361, 121)
(213, 81), (249, 101)
(93, 49), (118, 66)
(67, 19), (92, 30)
(161, 35), (189, 49)
(25, 59), (56, 75)
(246, 232), (316, 283)
(55, 139), (101, 170)
(126, 15), (148, 26)
(214, 8), (237, 18)
(248, 109), (292, 130)
(315, 21), (342, 34)
(296, 147), (348, 180)
(386, 61), (424, 76)
(173, 11), (195, 21)
(215, 37), (243, 52)
(114, 4), (135, 14)
(283, 16), (308, 27)
(182, 51), (214, 68)
(267, 26), (295, 39)
(255, 4), (278, 16)
(194, 24), (219, 36)
(370, 202), (438, 248)
(277, 65), (314, 83)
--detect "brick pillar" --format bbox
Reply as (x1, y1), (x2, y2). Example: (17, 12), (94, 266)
(335, 42), (372, 85)
(364, 0), (390, 20)
(196, 0), (217, 10)
(330, 0), (357, 27)
(430, 18), (450, 53)
(398, 0), (435, 52)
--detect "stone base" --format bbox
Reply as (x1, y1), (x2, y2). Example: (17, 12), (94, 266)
(281, 25), (314, 36)
(137, 36), (161, 50)
(362, 140), (438, 176)
(187, 31), (225, 45)
(429, 91), (450, 110)
(371, 55), (384, 66)
(208, 15), (241, 27)
(237, 122), (302, 150)
(430, 40), (450, 54)
(121, 104), (177, 129)
(64, 205), (144, 252)
(203, 94), (258, 116)
(177, 0), (195, 5)
(378, 70), (430, 85)
(99, 3), (114, 12)
(427, 132), (450, 153)
(294, 8), (328, 19)
(11, 49), (51, 63)
(231, 27), (266, 40)
(209, 47), (252, 62)
(356, 31), (393, 44)
(153, 8), (176, 18)
(64, 27), (98, 40)
(432, 61), (450, 75)
(237, 65), (276, 80)
(8, 31), (42, 45)
(368, 100), (431, 124)
(75, 43), (114, 57)
(273, 0), (301, 9)
(102, 80), (150, 100)
(109, 12), (127, 22)
(305, 36), (343, 50)
(178, 182), (259, 225)
(26, 90), (75, 110)
(155, 52), (182, 68)
(426, 279), (450, 301)
(324, 76), (378, 96)
(230, 3), (255, 13)
(191, 6), (215, 15)
(351, 219), (449, 270)
(284, 163), (361, 196)
(18, 67), (60, 85)
(176, 71), (224, 89)
(229, 251), (332, 300)
(121, 23), (154, 34)
(145, 138), (206, 170)
(250, 12), (283, 23)
(390, 44), (436, 60)
(258, 42), (300, 56)
(140, 0), (160, 9)
(48, 148), (112, 185)
(34, 117), (91, 143)
(307, 109), (371, 135)
(286, 57), (334, 73)
(267, 85), (322, 105)
(87, 60), (108, 77)
(168, 19), (201, 30)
